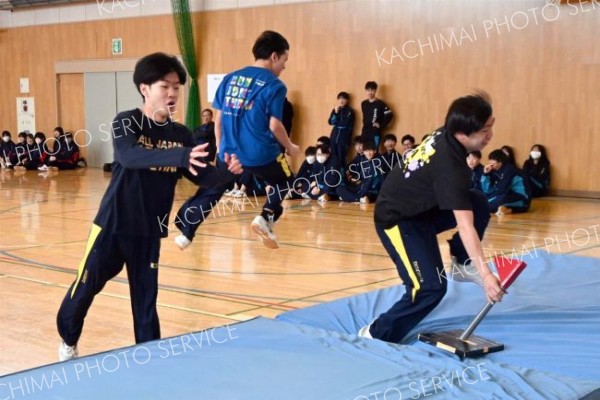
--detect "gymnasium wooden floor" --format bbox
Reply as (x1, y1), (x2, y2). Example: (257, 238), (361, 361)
(1, 168), (599, 376)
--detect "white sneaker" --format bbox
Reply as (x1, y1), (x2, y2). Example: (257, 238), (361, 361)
(251, 216), (279, 249)
(358, 323), (373, 339)
(174, 234), (192, 250)
(38, 165), (49, 171)
(59, 340), (78, 361)
(359, 196), (370, 204)
(232, 190), (246, 198)
(450, 257), (483, 287)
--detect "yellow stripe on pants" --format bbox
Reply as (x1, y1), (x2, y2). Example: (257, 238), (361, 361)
(70, 224), (102, 298)
(384, 225), (421, 302)
(277, 153), (292, 178)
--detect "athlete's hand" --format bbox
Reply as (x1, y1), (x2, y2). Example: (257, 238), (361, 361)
(483, 274), (505, 304)
(286, 143), (301, 158)
(224, 153), (243, 175)
(483, 164), (493, 174)
(188, 143), (209, 175)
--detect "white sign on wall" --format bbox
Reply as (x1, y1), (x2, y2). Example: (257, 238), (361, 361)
(207, 74), (226, 103)
(17, 97), (35, 134)
(20, 78), (30, 94)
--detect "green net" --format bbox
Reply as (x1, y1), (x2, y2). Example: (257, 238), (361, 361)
(171, 0), (200, 129)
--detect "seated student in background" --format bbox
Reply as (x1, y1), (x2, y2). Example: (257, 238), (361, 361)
(47, 132), (79, 170)
(381, 133), (400, 173)
(287, 146), (317, 199)
(400, 134), (416, 157)
(48, 126), (67, 156)
(337, 140), (385, 204)
(34, 132), (55, 171)
(16, 133), (44, 170)
(481, 149), (531, 215)
(328, 91), (354, 166)
(346, 136), (365, 183)
(1, 131), (16, 169)
(13, 132), (27, 168)
(316, 135), (331, 148)
(308, 144), (341, 202)
(500, 145), (516, 165)
(467, 150), (484, 191)
(522, 144), (550, 197)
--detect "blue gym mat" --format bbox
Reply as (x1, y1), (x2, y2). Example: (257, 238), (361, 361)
(1, 253), (599, 399)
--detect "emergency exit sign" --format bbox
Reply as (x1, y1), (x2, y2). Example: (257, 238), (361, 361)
(112, 38), (122, 55)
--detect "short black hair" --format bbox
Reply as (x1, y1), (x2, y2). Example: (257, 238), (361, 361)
(365, 81), (378, 90)
(362, 140), (377, 151)
(468, 150), (482, 159)
(201, 109), (213, 116)
(34, 132), (46, 141)
(317, 136), (330, 146)
(401, 134), (415, 144)
(18, 132), (27, 138)
(444, 94), (493, 136)
(383, 133), (397, 143)
(353, 136), (364, 145)
(2, 130), (10, 137)
(488, 149), (508, 164)
(337, 91), (350, 100)
(305, 146), (317, 156)
(133, 53), (187, 100)
(252, 30), (289, 60)
(316, 144), (330, 155)
(26, 133), (34, 140)
(54, 127), (64, 136)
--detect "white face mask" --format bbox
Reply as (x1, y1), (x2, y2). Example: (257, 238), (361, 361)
(2, 137), (9, 143)
(530, 151), (541, 159)
(316, 155), (327, 164)
(306, 155), (316, 164)
(35, 138), (43, 145)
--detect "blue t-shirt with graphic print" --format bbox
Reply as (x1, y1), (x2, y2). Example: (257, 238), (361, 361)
(212, 66), (287, 167)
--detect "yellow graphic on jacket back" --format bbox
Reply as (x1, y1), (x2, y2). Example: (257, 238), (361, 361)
(402, 130), (441, 178)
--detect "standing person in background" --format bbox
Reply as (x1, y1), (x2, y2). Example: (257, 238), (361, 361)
(361, 81), (393, 148)
(328, 91), (354, 166)
(193, 109), (217, 162)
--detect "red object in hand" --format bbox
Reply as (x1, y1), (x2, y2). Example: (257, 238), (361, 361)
(493, 256), (527, 290)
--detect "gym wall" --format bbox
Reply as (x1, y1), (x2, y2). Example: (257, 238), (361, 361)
(0, 0), (598, 196)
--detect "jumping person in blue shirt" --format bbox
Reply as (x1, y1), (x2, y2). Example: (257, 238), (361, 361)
(174, 31), (300, 250)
